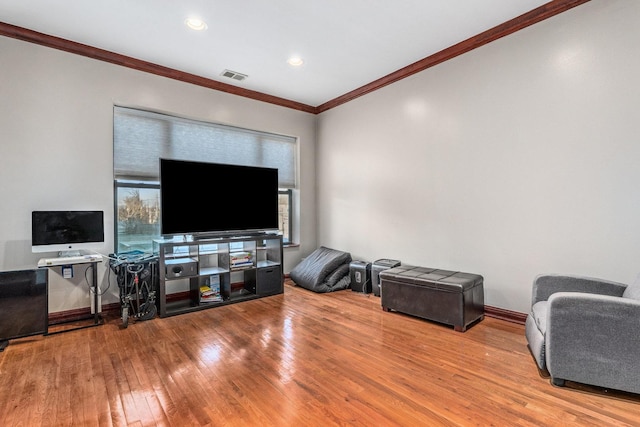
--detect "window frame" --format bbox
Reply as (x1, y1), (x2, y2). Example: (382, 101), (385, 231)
(278, 188), (293, 245)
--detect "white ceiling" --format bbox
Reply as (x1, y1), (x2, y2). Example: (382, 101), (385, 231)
(0, 0), (551, 107)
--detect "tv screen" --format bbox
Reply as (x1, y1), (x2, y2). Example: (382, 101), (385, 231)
(32, 210), (105, 253)
(160, 159), (279, 236)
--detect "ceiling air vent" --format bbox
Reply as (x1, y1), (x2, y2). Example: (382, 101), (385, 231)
(220, 69), (248, 81)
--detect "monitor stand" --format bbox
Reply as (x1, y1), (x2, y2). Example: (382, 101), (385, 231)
(59, 250), (82, 258)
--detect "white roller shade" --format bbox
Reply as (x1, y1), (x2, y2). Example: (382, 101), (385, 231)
(114, 106), (297, 188)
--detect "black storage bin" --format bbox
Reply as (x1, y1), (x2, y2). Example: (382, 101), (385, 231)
(257, 265), (283, 296)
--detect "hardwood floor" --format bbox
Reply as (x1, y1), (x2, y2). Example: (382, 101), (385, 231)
(1, 281), (638, 426)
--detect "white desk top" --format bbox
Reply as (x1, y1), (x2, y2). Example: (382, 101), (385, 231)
(37, 254), (103, 268)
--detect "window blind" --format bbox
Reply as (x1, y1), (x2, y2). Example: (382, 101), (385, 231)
(113, 106), (297, 188)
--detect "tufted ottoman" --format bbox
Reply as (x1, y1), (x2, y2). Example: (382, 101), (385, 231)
(380, 265), (484, 332)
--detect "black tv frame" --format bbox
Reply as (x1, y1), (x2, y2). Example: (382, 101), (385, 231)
(159, 159), (279, 237)
(31, 210), (105, 254)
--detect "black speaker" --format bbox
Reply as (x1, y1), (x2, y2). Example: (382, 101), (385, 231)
(350, 261), (371, 293)
(165, 258), (198, 278)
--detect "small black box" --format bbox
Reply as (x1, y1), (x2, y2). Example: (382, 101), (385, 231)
(257, 265), (283, 296)
(350, 261), (371, 293)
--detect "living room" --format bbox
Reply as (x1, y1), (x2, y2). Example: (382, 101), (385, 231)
(1, 0), (639, 424)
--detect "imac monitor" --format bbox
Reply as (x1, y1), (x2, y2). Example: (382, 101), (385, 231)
(31, 210), (105, 254)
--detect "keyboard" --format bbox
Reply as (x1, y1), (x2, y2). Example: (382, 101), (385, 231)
(37, 254), (103, 267)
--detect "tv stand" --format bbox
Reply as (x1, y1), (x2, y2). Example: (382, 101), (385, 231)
(154, 234), (283, 317)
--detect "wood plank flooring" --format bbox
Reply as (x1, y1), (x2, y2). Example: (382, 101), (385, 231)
(1, 281), (638, 426)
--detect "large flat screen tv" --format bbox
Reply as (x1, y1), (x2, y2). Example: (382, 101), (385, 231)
(32, 210), (105, 254)
(160, 159), (279, 236)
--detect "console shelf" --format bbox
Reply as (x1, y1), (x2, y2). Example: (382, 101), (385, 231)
(154, 234), (283, 317)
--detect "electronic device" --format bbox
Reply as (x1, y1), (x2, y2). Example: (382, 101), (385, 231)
(31, 211), (105, 254)
(0, 269), (48, 350)
(159, 159), (279, 236)
(350, 260), (372, 293)
(372, 259), (401, 297)
(164, 258), (199, 278)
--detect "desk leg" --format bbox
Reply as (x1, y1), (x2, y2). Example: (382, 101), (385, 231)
(92, 262), (103, 324)
(46, 261), (103, 335)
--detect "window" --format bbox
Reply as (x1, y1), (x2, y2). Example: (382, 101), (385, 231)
(113, 107), (296, 253)
(278, 189), (292, 244)
(114, 182), (161, 253)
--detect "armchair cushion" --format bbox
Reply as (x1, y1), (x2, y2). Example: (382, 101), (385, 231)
(530, 301), (548, 334)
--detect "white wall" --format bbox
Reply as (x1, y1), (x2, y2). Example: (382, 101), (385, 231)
(0, 36), (317, 310)
(316, 0), (640, 313)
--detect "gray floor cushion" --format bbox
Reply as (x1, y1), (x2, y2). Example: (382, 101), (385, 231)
(290, 246), (352, 292)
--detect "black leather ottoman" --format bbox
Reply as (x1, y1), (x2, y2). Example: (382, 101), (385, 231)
(380, 266), (484, 332)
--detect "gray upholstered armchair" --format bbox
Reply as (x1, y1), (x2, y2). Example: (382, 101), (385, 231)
(525, 274), (640, 395)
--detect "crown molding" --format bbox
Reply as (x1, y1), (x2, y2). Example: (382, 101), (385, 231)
(316, 0), (590, 113)
(0, 0), (589, 115)
(0, 22), (317, 114)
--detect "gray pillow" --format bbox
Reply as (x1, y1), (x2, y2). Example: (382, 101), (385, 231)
(622, 273), (640, 300)
(530, 301), (548, 334)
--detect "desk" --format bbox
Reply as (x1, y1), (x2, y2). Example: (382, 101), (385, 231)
(38, 257), (103, 334)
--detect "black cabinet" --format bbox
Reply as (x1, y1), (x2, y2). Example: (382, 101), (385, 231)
(0, 269), (47, 350)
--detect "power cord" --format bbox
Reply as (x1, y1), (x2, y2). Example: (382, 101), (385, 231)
(84, 262), (111, 296)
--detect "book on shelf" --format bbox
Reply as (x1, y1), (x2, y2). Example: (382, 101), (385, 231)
(200, 275), (222, 303)
(231, 260), (253, 268)
(230, 251), (252, 259)
(230, 251), (254, 268)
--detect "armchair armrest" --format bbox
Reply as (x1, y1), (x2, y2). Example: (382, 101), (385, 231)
(545, 292), (640, 393)
(531, 274), (627, 306)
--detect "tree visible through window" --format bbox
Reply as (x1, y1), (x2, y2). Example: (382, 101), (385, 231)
(115, 185), (291, 253)
(116, 185), (161, 253)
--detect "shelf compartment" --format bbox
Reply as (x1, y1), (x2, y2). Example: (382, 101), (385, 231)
(200, 266), (228, 275)
(256, 260), (280, 268)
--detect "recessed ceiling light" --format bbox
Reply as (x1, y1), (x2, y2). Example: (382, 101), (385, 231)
(185, 18), (208, 31)
(287, 56), (304, 67)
